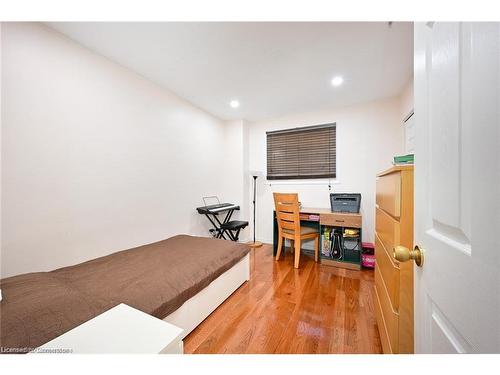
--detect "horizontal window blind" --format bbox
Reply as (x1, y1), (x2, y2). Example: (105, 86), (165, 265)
(266, 123), (336, 180)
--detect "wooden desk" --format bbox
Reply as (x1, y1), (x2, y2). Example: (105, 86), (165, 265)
(273, 207), (362, 270)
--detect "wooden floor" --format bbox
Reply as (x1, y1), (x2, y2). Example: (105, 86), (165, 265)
(183, 244), (382, 354)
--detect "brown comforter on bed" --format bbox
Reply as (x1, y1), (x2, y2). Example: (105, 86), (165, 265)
(0, 235), (250, 353)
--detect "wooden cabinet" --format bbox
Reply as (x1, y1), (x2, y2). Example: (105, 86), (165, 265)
(374, 165), (414, 354)
(34, 303), (184, 354)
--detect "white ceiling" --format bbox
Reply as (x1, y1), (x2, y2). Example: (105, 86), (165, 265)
(47, 22), (413, 122)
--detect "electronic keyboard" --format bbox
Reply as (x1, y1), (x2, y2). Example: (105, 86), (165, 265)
(196, 203), (240, 214)
(196, 197), (247, 242)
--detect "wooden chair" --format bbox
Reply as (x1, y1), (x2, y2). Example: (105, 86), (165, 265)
(273, 192), (319, 268)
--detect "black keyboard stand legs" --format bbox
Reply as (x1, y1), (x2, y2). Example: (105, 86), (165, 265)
(220, 220), (249, 241)
(203, 209), (248, 242)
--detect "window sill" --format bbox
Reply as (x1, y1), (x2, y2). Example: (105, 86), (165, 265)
(266, 179), (340, 186)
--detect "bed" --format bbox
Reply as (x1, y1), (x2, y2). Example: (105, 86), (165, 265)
(0, 235), (250, 353)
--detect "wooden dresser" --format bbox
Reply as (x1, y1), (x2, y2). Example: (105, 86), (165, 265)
(374, 165), (414, 354)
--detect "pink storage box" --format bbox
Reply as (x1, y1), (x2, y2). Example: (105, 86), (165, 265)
(362, 253), (376, 268)
(361, 242), (375, 268)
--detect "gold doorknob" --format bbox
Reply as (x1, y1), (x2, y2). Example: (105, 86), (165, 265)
(393, 245), (424, 267)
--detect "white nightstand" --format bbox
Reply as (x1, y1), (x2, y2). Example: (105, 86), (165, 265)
(32, 303), (184, 354)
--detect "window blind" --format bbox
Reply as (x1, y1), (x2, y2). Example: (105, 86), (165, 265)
(266, 123), (336, 180)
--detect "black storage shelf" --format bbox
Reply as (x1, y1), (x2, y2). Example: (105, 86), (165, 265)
(319, 225), (362, 266)
(273, 210), (362, 270)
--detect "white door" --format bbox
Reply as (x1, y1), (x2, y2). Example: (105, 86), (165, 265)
(414, 22), (500, 353)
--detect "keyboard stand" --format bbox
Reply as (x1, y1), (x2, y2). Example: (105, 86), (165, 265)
(204, 208), (235, 240)
(196, 203), (248, 241)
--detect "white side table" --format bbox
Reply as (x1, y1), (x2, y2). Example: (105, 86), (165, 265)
(32, 303), (184, 354)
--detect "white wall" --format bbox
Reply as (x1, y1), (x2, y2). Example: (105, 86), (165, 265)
(399, 79), (414, 121)
(221, 120), (250, 242)
(1, 23), (231, 277)
(399, 79), (415, 154)
(247, 96), (404, 245)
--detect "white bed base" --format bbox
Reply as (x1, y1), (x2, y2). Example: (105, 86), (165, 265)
(163, 253), (250, 339)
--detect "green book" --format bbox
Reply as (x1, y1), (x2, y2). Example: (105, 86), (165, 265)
(393, 154), (414, 164)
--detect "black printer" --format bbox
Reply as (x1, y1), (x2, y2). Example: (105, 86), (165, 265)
(330, 193), (361, 214)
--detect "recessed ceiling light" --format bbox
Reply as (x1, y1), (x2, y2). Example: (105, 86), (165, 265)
(230, 100), (240, 108)
(331, 76), (344, 87)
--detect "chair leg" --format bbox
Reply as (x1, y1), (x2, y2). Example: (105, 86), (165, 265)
(294, 237), (301, 269)
(314, 235), (319, 263)
(276, 235), (283, 261)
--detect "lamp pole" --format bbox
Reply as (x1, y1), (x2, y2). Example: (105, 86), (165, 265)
(248, 174), (262, 248)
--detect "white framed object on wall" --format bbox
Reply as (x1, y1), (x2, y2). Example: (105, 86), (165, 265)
(403, 110), (415, 154)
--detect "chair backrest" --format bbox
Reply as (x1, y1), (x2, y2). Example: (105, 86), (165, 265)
(273, 192), (301, 235)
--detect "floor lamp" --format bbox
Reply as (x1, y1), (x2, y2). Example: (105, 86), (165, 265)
(248, 171), (263, 248)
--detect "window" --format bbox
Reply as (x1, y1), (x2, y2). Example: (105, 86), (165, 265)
(266, 123), (336, 180)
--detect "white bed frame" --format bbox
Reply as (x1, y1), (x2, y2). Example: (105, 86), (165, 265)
(163, 253), (250, 338)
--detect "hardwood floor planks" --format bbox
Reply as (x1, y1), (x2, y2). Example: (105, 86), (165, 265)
(183, 244), (382, 354)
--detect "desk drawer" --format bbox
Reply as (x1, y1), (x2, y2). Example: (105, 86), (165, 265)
(376, 172), (401, 219)
(375, 233), (400, 310)
(320, 213), (362, 228)
(376, 207), (400, 259)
